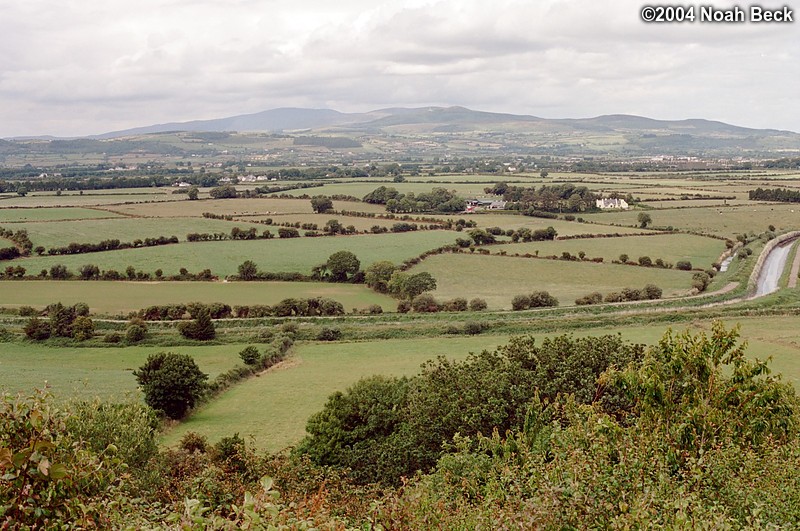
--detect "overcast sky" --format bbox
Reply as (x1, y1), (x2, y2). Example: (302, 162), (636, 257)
(1, 0), (797, 137)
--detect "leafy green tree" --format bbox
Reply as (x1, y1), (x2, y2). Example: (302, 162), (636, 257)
(310, 196), (334, 213)
(187, 186), (199, 200)
(364, 261), (396, 292)
(49, 264), (70, 279)
(72, 316), (94, 341)
(389, 271), (437, 300)
(325, 251), (360, 282)
(23, 317), (51, 340)
(239, 345), (260, 365)
(178, 306), (216, 340)
(133, 352), (208, 419)
(637, 212), (652, 228)
(237, 260), (258, 280)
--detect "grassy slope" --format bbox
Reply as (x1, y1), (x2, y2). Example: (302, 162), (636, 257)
(0, 207), (123, 222)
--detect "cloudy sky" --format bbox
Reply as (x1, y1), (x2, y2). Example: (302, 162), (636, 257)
(1, 0), (797, 137)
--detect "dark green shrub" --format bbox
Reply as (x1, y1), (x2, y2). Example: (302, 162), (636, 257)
(317, 327), (342, 341)
(133, 352), (208, 420)
(469, 298), (488, 311)
(676, 260), (693, 271)
(511, 294), (531, 311)
(238, 346), (260, 365)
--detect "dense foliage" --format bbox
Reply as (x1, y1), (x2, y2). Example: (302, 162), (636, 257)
(4, 324), (800, 528)
(298, 333), (644, 485)
(749, 186), (800, 202)
(133, 352), (209, 419)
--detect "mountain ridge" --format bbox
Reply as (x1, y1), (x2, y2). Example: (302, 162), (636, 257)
(84, 106), (796, 140)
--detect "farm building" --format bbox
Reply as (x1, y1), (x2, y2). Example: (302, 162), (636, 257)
(596, 198), (629, 209)
(466, 199), (507, 212)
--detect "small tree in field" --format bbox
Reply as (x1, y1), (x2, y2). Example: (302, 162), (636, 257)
(178, 307), (216, 340)
(637, 212), (652, 228)
(134, 352), (208, 419)
(239, 346), (260, 365)
(237, 260), (259, 280)
(311, 196), (334, 213)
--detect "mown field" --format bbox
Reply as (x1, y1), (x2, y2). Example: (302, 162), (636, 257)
(411, 252), (695, 308)
(0, 281), (396, 314)
(11, 230), (459, 277)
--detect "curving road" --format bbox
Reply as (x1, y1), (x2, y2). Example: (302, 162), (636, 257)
(754, 238), (798, 297)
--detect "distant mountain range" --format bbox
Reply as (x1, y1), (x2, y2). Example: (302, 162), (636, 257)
(93, 106), (797, 140)
(3, 106), (799, 160)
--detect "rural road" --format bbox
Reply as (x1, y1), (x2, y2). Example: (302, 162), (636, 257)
(755, 239), (797, 297)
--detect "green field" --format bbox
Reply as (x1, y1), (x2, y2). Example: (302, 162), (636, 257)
(0, 191), (177, 208)
(163, 315), (800, 451)
(9, 217), (273, 248)
(11, 231), (459, 278)
(0, 343), (246, 400)
(581, 204), (800, 238)
(0, 207), (123, 222)
(486, 233), (726, 268)
(103, 197), (387, 218)
(163, 335), (512, 451)
(0, 281), (396, 314)
(411, 253), (695, 308)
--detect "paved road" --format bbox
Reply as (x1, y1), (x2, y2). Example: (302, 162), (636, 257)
(755, 241), (795, 297)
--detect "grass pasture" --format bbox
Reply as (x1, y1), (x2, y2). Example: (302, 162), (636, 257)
(12, 230), (459, 277)
(162, 335), (511, 451)
(411, 252), (694, 308)
(0, 281), (396, 315)
(581, 204), (800, 238)
(486, 233), (727, 268)
(163, 315), (800, 451)
(0, 207), (123, 222)
(0, 343), (246, 400)
(0, 190), (176, 208)
(8, 217), (274, 249)
(103, 197), (387, 218)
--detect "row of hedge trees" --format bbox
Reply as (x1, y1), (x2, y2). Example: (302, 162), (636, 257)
(45, 236), (178, 256)
(575, 284), (663, 305)
(23, 302), (94, 341)
(132, 297), (347, 321)
(511, 291), (559, 310)
(397, 295), (488, 313)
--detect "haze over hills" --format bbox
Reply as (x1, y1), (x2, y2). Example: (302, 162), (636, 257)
(93, 106), (797, 139)
(3, 106), (800, 161)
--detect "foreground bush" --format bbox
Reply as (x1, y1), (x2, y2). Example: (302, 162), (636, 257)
(133, 352), (208, 419)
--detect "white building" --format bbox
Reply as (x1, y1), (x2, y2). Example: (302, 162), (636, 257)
(596, 198), (629, 210)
